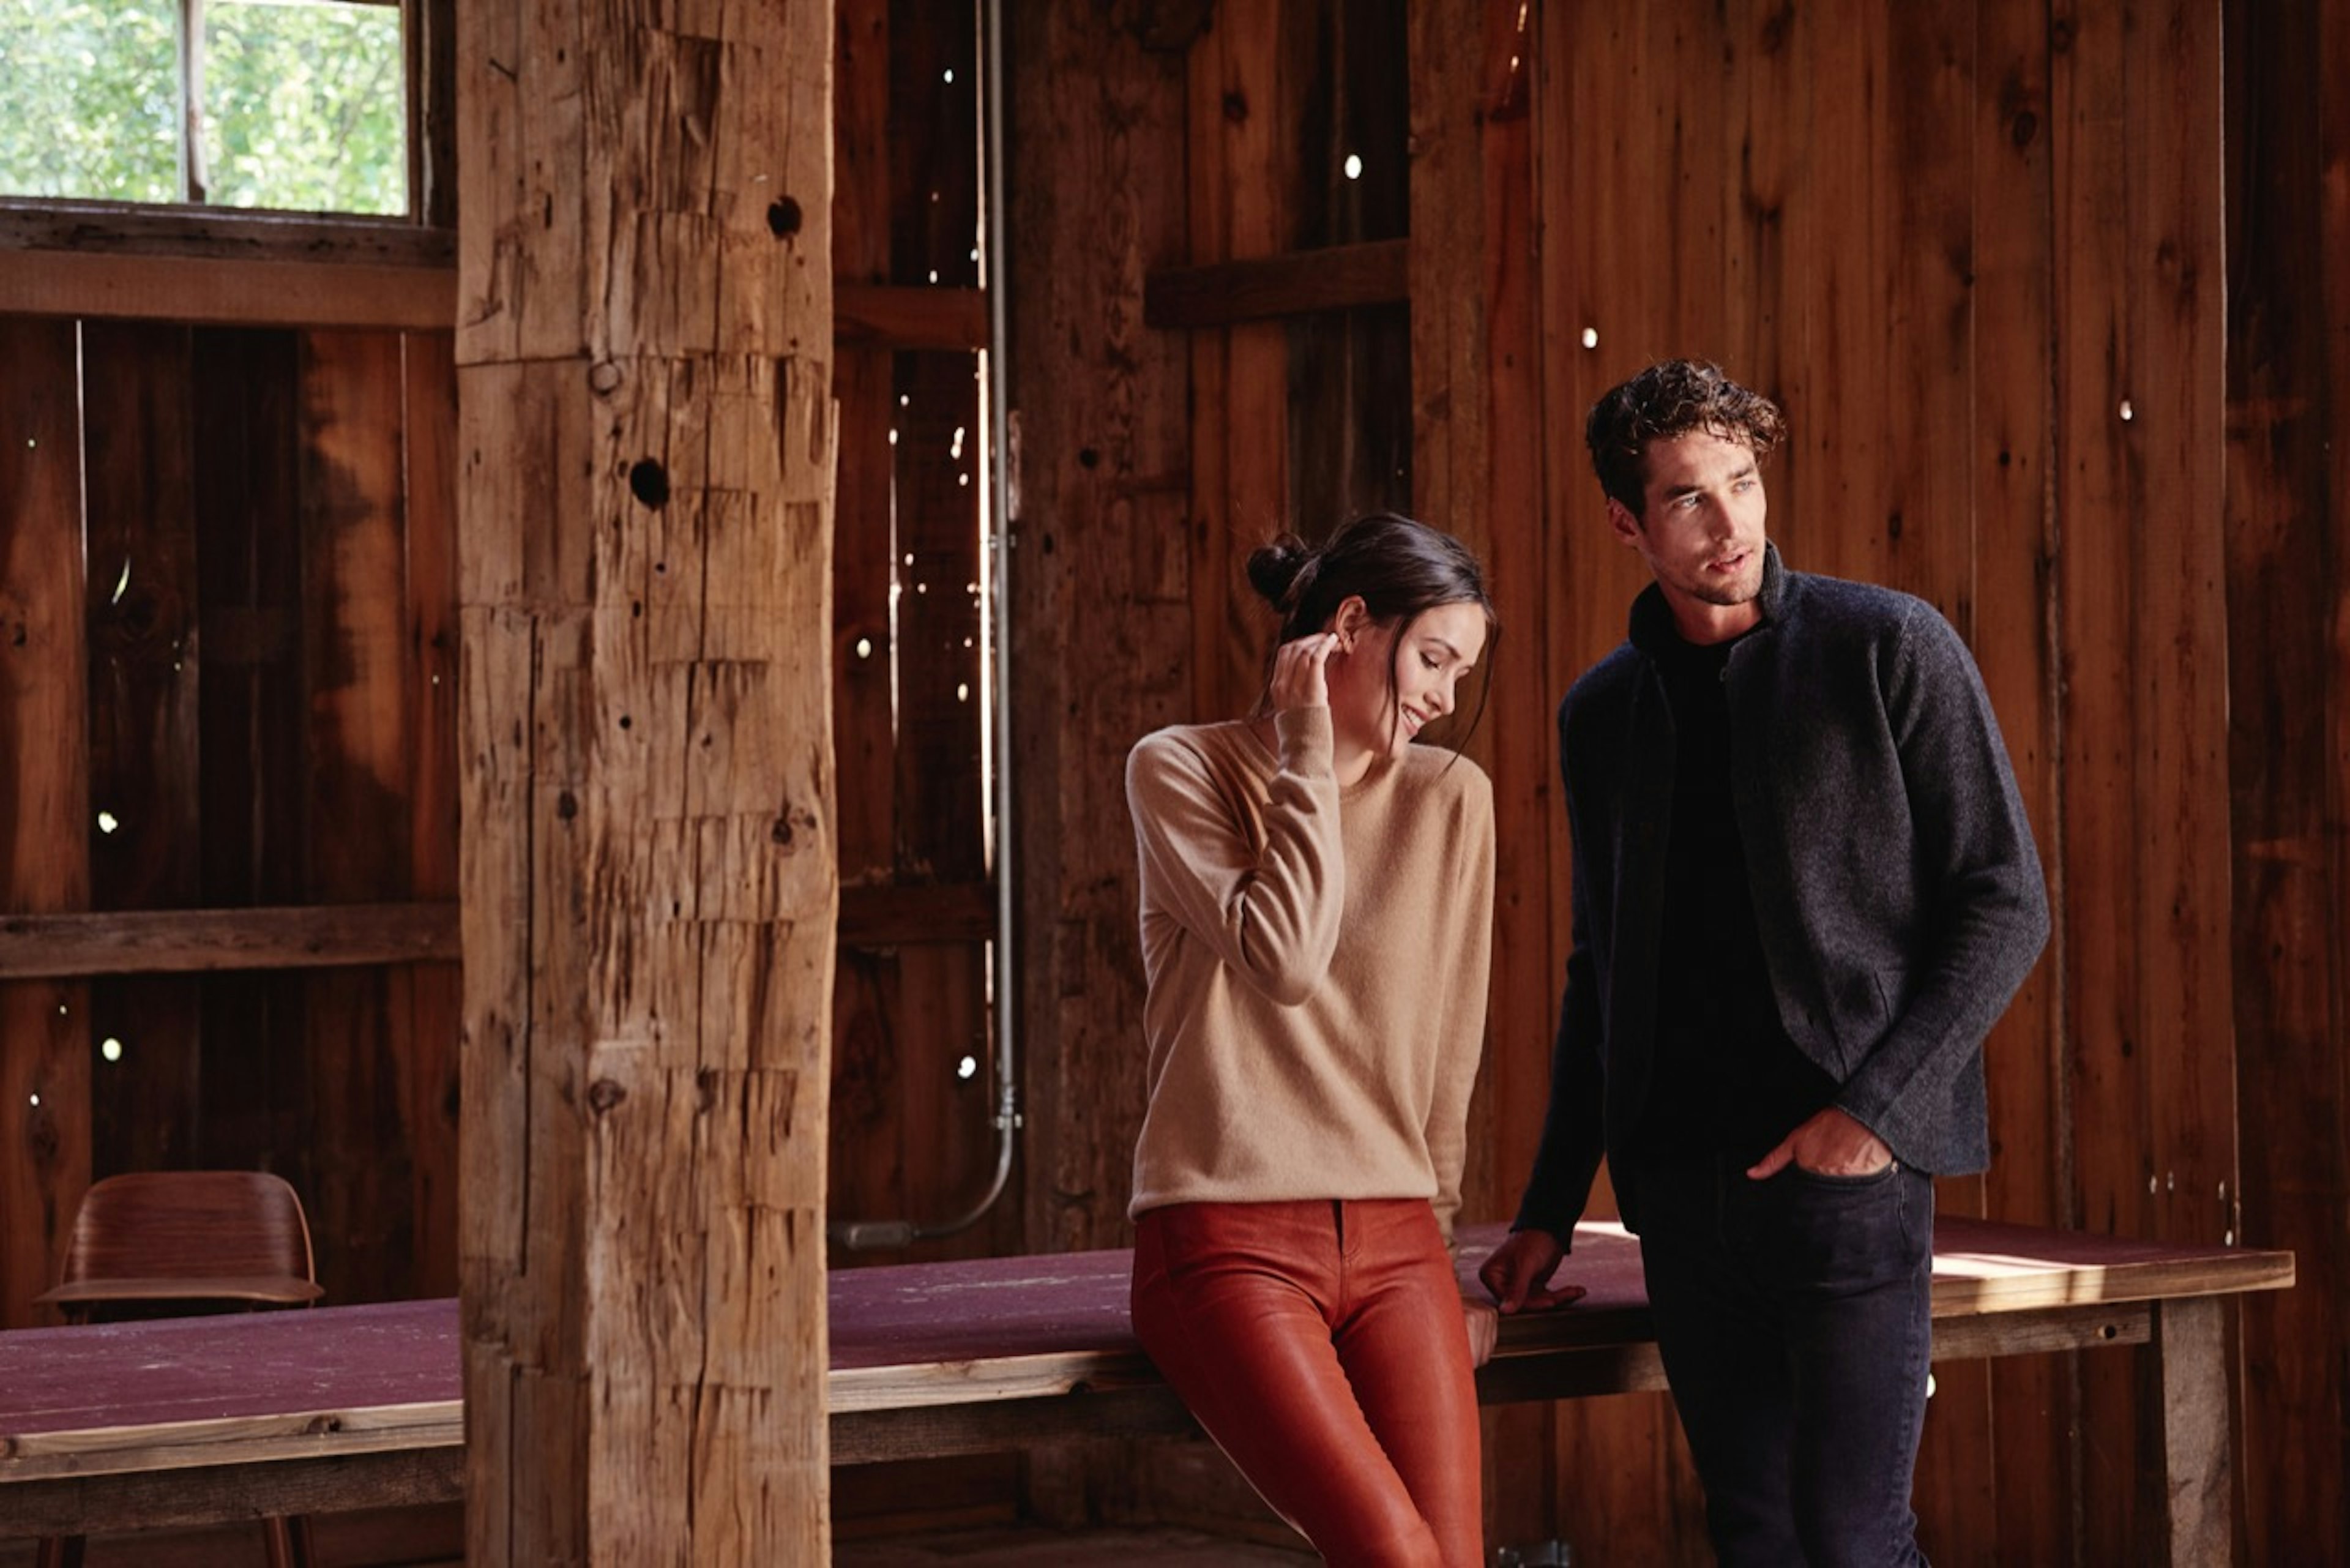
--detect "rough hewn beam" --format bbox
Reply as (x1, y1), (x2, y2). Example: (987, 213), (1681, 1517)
(455, 0), (837, 1559)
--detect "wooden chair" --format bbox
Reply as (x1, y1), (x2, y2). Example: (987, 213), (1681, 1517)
(34, 1171), (326, 1568)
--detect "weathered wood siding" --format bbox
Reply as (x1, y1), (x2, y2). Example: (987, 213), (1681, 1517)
(0, 319), (94, 1332)
(0, 321), (460, 1326)
(2221, 0), (2350, 1560)
(826, 0), (1010, 1283)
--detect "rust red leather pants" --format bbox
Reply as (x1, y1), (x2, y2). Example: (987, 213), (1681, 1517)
(1131, 1198), (1483, 1567)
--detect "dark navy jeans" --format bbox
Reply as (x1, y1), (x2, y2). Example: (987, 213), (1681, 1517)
(1630, 1152), (1935, 1567)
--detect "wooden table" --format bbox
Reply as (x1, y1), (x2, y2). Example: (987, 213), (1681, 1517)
(0, 1219), (2292, 1563)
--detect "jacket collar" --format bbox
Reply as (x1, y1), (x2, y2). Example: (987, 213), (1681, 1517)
(1627, 542), (1789, 656)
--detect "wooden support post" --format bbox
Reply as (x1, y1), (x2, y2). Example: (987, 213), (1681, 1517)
(2152, 1296), (2232, 1567)
(455, 1), (837, 1561)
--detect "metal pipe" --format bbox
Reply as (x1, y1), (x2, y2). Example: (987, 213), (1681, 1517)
(830, 0), (1020, 1253)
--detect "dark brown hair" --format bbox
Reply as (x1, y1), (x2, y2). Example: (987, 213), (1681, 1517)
(1584, 359), (1787, 517)
(1244, 511), (1496, 749)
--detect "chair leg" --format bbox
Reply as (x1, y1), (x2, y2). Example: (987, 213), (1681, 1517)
(263, 1514), (316, 1568)
(35, 1536), (87, 1568)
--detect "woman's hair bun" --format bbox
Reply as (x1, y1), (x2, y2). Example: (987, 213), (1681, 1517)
(1245, 534), (1315, 607)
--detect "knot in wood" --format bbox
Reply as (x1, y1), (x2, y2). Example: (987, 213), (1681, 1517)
(772, 806), (818, 849)
(629, 458), (671, 509)
(768, 197), (804, 237)
(589, 361), (624, 394)
(587, 1078), (628, 1115)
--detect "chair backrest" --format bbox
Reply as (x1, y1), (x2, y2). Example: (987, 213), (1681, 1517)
(39, 1170), (322, 1310)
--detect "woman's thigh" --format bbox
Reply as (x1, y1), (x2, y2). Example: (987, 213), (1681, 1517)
(1133, 1201), (1469, 1567)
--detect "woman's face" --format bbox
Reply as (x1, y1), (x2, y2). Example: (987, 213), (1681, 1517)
(1326, 599), (1488, 759)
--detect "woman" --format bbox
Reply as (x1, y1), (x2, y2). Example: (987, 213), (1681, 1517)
(1124, 512), (1499, 1567)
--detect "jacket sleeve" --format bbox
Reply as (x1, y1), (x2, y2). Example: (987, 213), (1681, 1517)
(1834, 606), (2052, 1144)
(1511, 700), (1609, 1246)
(1125, 708), (1346, 1006)
(1423, 768), (1496, 1243)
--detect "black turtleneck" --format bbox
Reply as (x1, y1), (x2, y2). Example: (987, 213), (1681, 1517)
(1635, 627), (1837, 1165)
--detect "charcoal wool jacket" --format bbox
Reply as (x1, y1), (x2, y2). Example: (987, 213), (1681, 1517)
(1515, 545), (2051, 1241)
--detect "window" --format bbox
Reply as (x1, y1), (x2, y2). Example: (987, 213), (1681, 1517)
(0, 0), (408, 216)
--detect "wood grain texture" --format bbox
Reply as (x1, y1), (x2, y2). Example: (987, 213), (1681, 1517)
(1188, 0), (1296, 724)
(0, 317), (92, 1330)
(1968, 1), (2072, 1559)
(834, 284), (989, 351)
(999, 3), (1195, 1531)
(455, 0), (838, 1556)
(2219, 1), (2350, 1560)
(1004, 0), (1192, 1263)
(0, 1450), (466, 1539)
(0, 253), (455, 332)
(78, 322), (206, 1179)
(300, 328), (417, 1309)
(1142, 240), (1407, 329)
(186, 328), (314, 1206)
(821, 0), (1013, 1326)
(0, 905), (458, 977)
(826, 0), (909, 1299)
(400, 330), (464, 1302)
(2053, 3), (2237, 1559)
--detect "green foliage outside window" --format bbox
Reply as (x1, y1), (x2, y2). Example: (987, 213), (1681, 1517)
(0, 0), (408, 217)
(0, 1), (181, 203)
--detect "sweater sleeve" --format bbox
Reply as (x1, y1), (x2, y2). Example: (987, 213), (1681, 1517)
(1422, 768), (1496, 1242)
(1833, 605), (2051, 1144)
(1125, 709), (1346, 1006)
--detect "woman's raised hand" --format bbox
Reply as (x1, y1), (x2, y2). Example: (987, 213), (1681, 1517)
(1269, 632), (1341, 712)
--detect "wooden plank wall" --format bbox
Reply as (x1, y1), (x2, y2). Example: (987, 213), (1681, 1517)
(1513, 2), (2237, 1561)
(827, 0), (1024, 1537)
(0, 321), (460, 1324)
(1000, 0), (1195, 1531)
(2220, 0), (2350, 1560)
(826, 0), (1011, 1294)
(1005, 0), (2347, 1562)
(0, 319), (93, 1331)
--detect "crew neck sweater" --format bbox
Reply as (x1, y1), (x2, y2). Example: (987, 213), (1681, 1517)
(1124, 706), (1495, 1239)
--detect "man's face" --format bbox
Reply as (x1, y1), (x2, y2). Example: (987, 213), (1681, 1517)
(1609, 428), (1768, 640)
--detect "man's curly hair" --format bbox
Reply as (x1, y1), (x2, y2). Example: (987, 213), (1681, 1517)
(1584, 360), (1787, 518)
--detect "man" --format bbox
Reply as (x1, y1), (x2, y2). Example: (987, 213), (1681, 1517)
(1481, 360), (2050, 1566)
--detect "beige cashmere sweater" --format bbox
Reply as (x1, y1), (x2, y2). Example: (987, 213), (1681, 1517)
(1124, 706), (1496, 1238)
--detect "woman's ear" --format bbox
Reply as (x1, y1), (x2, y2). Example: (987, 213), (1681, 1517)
(1332, 595), (1370, 651)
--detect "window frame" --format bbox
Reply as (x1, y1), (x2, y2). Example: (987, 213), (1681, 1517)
(0, 0), (452, 328)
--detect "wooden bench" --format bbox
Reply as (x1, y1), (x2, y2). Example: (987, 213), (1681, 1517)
(0, 1219), (2292, 1564)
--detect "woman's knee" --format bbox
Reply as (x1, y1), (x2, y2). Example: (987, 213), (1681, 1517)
(1308, 1504), (1447, 1568)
